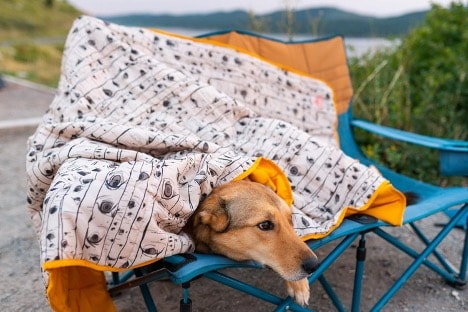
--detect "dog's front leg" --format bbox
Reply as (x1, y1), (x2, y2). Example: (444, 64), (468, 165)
(285, 278), (310, 306)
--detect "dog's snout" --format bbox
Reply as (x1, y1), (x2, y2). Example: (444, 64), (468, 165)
(302, 257), (320, 274)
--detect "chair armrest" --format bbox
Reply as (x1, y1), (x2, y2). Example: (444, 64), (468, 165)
(351, 119), (468, 176)
(351, 119), (468, 152)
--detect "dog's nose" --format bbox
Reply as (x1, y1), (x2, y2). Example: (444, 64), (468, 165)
(302, 257), (320, 274)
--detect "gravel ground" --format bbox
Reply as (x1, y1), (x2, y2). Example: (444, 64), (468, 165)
(0, 77), (466, 311)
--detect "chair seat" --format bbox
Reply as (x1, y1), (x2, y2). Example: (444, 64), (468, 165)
(403, 187), (468, 223)
(163, 253), (262, 284)
(162, 217), (382, 284)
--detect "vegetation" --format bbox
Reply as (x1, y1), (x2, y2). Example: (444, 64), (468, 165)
(0, 0), (81, 86)
(0, 0), (81, 41)
(1, 43), (65, 86)
(349, 2), (467, 185)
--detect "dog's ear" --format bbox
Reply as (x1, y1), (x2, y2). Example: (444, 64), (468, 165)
(196, 196), (230, 232)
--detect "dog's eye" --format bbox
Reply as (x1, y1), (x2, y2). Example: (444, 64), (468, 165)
(257, 220), (274, 231)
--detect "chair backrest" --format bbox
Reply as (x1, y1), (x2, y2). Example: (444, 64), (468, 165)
(198, 30), (364, 158)
(198, 30), (353, 116)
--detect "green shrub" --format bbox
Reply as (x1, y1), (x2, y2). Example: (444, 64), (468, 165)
(402, 2), (467, 140)
(349, 2), (467, 186)
(13, 44), (45, 63)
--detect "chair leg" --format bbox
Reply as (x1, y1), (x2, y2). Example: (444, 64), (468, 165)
(180, 282), (192, 312)
(134, 268), (158, 312)
(370, 205), (468, 312)
(351, 234), (367, 312)
(318, 275), (346, 312)
(458, 209), (468, 282)
(111, 272), (121, 285)
(410, 222), (458, 274)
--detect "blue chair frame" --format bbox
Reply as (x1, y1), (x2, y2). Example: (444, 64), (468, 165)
(108, 32), (468, 312)
(335, 108), (468, 311)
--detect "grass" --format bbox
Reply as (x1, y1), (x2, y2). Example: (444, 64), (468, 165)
(0, 0), (81, 41)
(0, 0), (81, 87)
(1, 43), (64, 86)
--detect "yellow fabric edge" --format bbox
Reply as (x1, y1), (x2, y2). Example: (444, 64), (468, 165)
(43, 257), (160, 273)
(149, 28), (341, 146)
(46, 265), (115, 312)
(300, 181), (406, 241)
(233, 157), (294, 206)
(232, 156), (263, 182)
(43, 258), (161, 312)
(350, 180), (406, 226)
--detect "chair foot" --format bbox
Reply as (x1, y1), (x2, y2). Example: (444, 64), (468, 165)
(446, 278), (467, 290)
(180, 298), (192, 312)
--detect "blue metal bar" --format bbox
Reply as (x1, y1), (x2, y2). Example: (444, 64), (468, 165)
(182, 285), (189, 304)
(351, 235), (366, 312)
(410, 222), (457, 274)
(308, 233), (360, 311)
(309, 233), (360, 282)
(111, 272), (120, 285)
(140, 283), (158, 312)
(273, 297), (311, 312)
(111, 270), (135, 285)
(205, 270), (312, 311)
(460, 205), (468, 281)
(134, 269), (158, 312)
(373, 227), (459, 283)
(318, 275), (346, 312)
(370, 206), (468, 311)
(204, 270), (286, 306)
(180, 282), (192, 312)
(351, 119), (468, 152)
(273, 298), (295, 312)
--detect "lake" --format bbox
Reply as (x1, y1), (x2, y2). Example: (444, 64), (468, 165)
(155, 27), (399, 58)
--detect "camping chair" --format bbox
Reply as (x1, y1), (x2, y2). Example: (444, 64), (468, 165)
(108, 30), (468, 311)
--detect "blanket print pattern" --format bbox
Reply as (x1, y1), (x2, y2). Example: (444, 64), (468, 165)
(27, 16), (393, 276)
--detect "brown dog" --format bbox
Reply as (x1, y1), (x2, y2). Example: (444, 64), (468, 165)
(184, 180), (319, 305)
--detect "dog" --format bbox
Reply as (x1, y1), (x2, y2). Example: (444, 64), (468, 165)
(184, 180), (319, 306)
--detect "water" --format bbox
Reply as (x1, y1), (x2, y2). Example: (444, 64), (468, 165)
(154, 27), (399, 58)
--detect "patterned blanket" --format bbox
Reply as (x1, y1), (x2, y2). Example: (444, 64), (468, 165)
(26, 16), (405, 310)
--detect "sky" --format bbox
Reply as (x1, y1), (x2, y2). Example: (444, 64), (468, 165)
(68, 0), (460, 17)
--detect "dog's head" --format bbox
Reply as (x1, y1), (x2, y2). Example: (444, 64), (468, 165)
(186, 180), (319, 281)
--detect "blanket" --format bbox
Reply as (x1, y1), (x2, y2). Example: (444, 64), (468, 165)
(26, 16), (405, 311)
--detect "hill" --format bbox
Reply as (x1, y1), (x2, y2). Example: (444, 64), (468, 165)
(0, 1), (426, 41)
(100, 7), (427, 38)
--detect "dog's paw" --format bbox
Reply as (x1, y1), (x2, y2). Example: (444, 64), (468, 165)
(285, 278), (310, 306)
